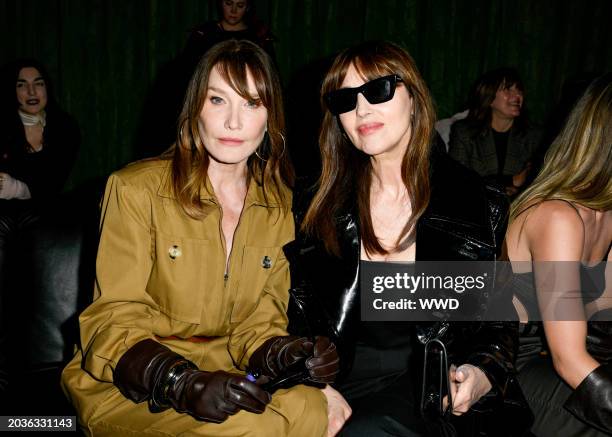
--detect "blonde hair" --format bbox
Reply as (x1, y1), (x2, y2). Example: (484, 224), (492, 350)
(510, 73), (612, 221)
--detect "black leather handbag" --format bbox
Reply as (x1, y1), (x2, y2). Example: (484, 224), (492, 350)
(420, 336), (458, 437)
(418, 323), (533, 437)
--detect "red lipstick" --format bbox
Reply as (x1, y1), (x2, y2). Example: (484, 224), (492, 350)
(357, 123), (384, 136)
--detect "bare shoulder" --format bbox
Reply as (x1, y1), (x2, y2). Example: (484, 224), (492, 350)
(526, 200), (584, 228)
(524, 200), (585, 261)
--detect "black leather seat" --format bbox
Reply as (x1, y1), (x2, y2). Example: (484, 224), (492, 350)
(1, 184), (101, 417)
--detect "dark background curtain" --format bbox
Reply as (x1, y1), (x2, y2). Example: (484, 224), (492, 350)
(1, 0), (610, 187)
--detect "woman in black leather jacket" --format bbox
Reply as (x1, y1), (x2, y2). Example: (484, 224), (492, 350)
(284, 41), (527, 436)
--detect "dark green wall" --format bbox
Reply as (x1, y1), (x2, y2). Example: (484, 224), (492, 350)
(2, 0), (611, 188)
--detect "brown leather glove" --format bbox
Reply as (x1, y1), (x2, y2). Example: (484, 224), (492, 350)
(249, 335), (340, 384)
(114, 339), (270, 422)
(168, 369), (271, 423)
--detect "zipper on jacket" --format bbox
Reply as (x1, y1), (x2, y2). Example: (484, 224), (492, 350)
(216, 199), (249, 286)
(214, 202), (229, 284)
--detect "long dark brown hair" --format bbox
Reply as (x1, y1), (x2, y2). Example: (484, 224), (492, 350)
(165, 39), (293, 218)
(302, 41), (436, 256)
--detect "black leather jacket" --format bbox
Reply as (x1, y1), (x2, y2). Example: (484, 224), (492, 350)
(285, 152), (520, 403)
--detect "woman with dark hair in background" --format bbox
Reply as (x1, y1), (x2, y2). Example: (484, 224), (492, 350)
(286, 41), (526, 436)
(138, 0), (275, 158)
(61, 40), (337, 436)
(184, 0), (275, 71)
(449, 68), (541, 197)
(505, 73), (612, 436)
(0, 59), (79, 395)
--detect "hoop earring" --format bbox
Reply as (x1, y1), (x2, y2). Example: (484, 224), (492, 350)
(278, 132), (286, 157)
(255, 131), (286, 161)
(255, 131), (270, 161)
(255, 149), (268, 161)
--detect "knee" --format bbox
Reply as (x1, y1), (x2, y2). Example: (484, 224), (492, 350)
(299, 385), (328, 423)
(274, 385), (328, 435)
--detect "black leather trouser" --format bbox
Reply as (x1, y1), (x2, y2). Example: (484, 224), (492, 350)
(0, 200), (40, 393)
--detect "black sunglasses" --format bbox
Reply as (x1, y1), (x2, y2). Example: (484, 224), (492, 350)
(324, 74), (403, 115)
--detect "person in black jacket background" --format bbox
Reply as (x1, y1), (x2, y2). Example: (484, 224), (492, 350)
(0, 58), (79, 396)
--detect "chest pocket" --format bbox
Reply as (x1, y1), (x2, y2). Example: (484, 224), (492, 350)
(148, 233), (210, 324)
(230, 246), (282, 323)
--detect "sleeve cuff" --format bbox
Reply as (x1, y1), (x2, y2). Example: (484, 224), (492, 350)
(465, 352), (510, 397)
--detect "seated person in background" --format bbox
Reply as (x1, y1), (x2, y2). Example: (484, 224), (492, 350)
(449, 67), (541, 197)
(0, 58), (79, 394)
(61, 40), (338, 436)
(138, 0), (275, 158)
(504, 73), (612, 436)
(184, 0), (275, 68)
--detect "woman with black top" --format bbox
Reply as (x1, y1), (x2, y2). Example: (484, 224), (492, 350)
(449, 68), (541, 197)
(285, 41), (526, 436)
(0, 59), (79, 201)
(0, 59), (79, 393)
(505, 73), (612, 436)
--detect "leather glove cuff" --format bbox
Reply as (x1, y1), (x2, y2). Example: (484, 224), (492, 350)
(248, 335), (307, 378)
(564, 362), (612, 433)
(113, 339), (196, 411)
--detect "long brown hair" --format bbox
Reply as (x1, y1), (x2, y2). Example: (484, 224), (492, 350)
(510, 73), (612, 220)
(302, 41), (436, 256)
(165, 39), (293, 218)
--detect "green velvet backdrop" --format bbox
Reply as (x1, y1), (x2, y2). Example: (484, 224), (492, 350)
(1, 0), (611, 187)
